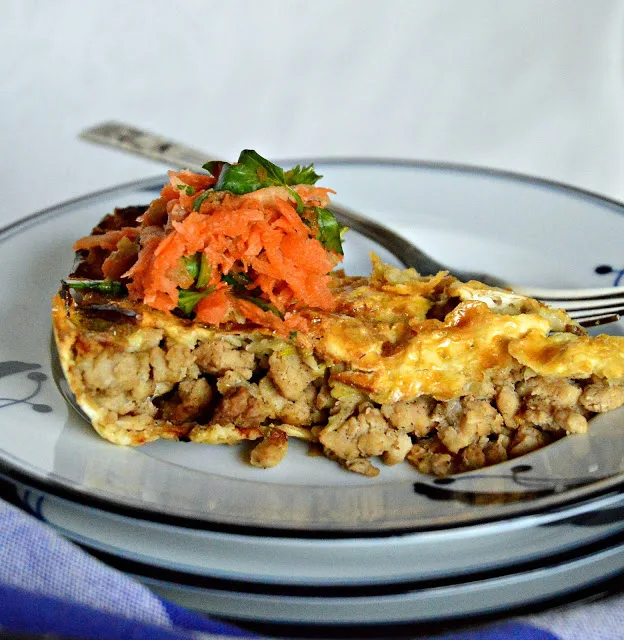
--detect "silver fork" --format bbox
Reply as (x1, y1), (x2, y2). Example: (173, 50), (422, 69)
(79, 121), (624, 328)
(512, 285), (624, 328)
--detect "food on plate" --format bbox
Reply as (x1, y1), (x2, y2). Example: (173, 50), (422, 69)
(52, 151), (624, 477)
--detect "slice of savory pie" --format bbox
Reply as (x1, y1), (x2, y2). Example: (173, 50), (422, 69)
(52, 152), (624, 477)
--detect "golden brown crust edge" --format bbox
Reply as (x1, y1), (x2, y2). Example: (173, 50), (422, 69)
(52, 293), (193, 446)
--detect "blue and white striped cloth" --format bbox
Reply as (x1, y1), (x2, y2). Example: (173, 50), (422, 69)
(0, 495), (622, 640)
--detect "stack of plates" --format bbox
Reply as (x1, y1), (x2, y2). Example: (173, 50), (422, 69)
(2, 160), (624, 632)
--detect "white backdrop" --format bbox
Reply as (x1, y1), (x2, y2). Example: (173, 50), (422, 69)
(2, 0), (624, 225)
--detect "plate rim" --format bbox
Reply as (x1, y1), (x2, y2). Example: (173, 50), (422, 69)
(70, 526), (624, 598)
(3, 157), (624, 538)
(16, 478), (624, 590)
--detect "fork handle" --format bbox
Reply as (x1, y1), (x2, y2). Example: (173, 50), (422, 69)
(80, 122), (215, 173)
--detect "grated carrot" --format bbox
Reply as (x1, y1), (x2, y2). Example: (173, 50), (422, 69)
(195, 289), (233, 325)
(72, 166), (342, 332)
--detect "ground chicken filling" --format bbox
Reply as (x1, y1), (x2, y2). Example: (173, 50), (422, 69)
(53, 265), (624, 477)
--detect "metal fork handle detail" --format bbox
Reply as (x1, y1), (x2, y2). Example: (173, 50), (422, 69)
(80, 122), (213, 173)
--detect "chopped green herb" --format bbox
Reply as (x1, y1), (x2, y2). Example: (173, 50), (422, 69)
(289, 330), (298, 340)
(286, 186), (304, 213)
(182, 254), (200, 280)
(246, 296), (284, 318)
(192, 191), (211, 212)
(222, 272), (252, 292)
(284, 163), (322, 185)
(62, 279), (127, 295)
(239, 150), (285, 184)
(177, 286), (215, 315)
(315, 207), (345, 255)
(196, 253), (212, 289)
(207, 151), (336, 229)
(176, 184), (196, 195)
(215, 150), (321, 199)
(215, 158), (264, 194)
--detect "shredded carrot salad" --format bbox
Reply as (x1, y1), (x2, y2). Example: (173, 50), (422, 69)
(72, 163), (344, 332)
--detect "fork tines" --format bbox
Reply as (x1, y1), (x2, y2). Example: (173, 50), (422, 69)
(570, 308), (624, 327)
(513, 284), (624, 328)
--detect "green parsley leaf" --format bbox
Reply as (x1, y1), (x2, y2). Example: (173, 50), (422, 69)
(216, 149), (287, 195)
(176, 184), (195, 196)
(177, 286), (215, 316)
(182, 254), (200, 281)
(238, 149), (285, 184)
(215, 161), (262, 194)
(215, 150), (322, 198)
(196, 253), (212, 289)
(289, 330), (298, 340)
(315, 207), (345, 255)
(213, 151), (325, 217)
(62, 279), (127, 295)
(284, 164), (322, 185)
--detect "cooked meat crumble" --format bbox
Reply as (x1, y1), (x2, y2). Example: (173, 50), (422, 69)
(53, 252), (624, 477)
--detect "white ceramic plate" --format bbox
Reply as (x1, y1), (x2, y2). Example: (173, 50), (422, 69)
(137, 537), (624, 626)
(13, 480), (624, 587)
(2, 161), (624, 535)
(78, 526), (624, 627)
(139, 536), (624, 626)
